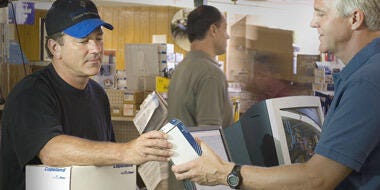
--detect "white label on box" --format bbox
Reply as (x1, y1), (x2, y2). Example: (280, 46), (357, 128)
(26, 166), (71, 190)
(26, 165), (136, 190)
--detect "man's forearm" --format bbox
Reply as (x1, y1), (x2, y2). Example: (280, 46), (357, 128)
(39, 135), (127, 166)
(229, 155), (351, 190)
(239, 163), (323, 190)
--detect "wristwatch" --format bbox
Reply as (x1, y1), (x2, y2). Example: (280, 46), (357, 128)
(226, 164), (242, 189)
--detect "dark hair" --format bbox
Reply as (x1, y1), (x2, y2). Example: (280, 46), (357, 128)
(187, 5), (223, 42)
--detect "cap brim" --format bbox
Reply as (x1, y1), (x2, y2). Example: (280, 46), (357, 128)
(63, 18), (113, 38)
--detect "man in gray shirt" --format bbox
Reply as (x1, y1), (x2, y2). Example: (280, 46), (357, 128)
(168, 5), (233, 129)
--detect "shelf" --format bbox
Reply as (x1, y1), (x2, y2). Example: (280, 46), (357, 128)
(0, 106), (134, 121)
(111, 116), (134, 121)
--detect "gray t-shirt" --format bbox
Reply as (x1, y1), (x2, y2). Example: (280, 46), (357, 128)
(168, 50), (233, 128)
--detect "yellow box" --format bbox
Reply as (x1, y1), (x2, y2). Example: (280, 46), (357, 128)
(155, 76), (170, 93)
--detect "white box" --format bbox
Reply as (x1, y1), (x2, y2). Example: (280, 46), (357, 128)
(26, 164), (136, 190)
(158, 43), (174, 54)
(160, 119), (201, 165)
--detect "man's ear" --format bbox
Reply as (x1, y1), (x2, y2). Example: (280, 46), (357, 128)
(209, 24), (218, 37)
(351, 9), (365, 30)
(48, 39), (62, 58)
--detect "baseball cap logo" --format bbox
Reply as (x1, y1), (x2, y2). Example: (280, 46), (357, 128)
(72, 12), (99, 22)
(80, 0), (86, 7)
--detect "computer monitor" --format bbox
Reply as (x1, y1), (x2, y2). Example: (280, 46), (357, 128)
(224, 96), (324, 167)
(188, 126), (232, 190)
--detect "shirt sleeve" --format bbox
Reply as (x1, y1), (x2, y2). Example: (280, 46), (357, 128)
(7, 84), (62, 168)
(315, 80), (380, 171)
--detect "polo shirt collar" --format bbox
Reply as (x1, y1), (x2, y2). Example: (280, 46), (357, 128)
(188, 50), (218, 65)
(335, 38), (380, 81)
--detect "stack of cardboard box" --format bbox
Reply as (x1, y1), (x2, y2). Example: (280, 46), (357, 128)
(106, 89), (144, 117)
(227, 17), (295, 112)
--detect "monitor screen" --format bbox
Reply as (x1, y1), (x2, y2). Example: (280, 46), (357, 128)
(188, 126), (232, 190)
(280, 110), (320, 164)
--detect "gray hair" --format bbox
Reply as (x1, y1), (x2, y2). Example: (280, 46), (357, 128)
(44, 32), (65, 58)
(335, 0), (380, 31)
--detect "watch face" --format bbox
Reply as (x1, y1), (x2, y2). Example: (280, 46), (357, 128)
(227, 174), (240, 187)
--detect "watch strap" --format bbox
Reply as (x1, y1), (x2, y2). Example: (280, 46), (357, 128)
(228, 164), (242, 189)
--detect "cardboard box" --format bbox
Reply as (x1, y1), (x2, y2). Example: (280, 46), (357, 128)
(227, 18), (294, 84)
(295, 54), (321, 83)
(123, 103), (137, 116)
(26, 164), (136, 190)
(245, 25), (293, 53)
(111, 105), (123, 116)
(124, 90), (145, 104)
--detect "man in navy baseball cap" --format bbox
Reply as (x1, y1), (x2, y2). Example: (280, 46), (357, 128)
(45, 0), (113, 38)
(0, 0), (173, 190)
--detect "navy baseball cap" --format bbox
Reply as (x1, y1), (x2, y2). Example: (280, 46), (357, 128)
(45, 0), (113, 38)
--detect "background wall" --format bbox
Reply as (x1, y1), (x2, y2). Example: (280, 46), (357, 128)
(98, 6), (185, 70)
(13, 5), (228, 71)
(94, 0), (320, 55)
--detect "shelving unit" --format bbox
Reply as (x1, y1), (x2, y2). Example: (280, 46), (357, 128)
(111, 116), (134, 122)
(111, 118), (140, 143)
(0, 23), (9, 101)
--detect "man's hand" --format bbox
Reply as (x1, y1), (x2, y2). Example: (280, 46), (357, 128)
(123, 130), (173, 165)
(171, 139), (233, 186)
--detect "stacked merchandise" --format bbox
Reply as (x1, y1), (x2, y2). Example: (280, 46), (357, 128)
(228, 81), (255, 118)
(122, 90), (145, 117)
(105, 89), (144, 117)
(312, 65), (333, 92)
(104, 43), (180, 118)
(227, 17), (295, 113)
(125, 43), (175, 91)
(105, 89), (124, 117)
(312, 53), (344, 92)
(295, 54), (321, 95)
(93, 50), (116, 89)
(115, 70), (127, 90)
(313, 53), (345, 115)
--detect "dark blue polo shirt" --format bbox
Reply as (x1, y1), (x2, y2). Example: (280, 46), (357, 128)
(315, 38), (380, 189)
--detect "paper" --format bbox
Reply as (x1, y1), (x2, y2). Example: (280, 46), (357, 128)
(133, 92), (159, 134)
(133, 91), (168, 134)
(138, 161), (169, 190)
(134, 91), (169, 189)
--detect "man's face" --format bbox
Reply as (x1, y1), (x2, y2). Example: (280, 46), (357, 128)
(310, 0), (352, 55)
(59, 28), (104, 78)
(214, 16), (230, 55)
